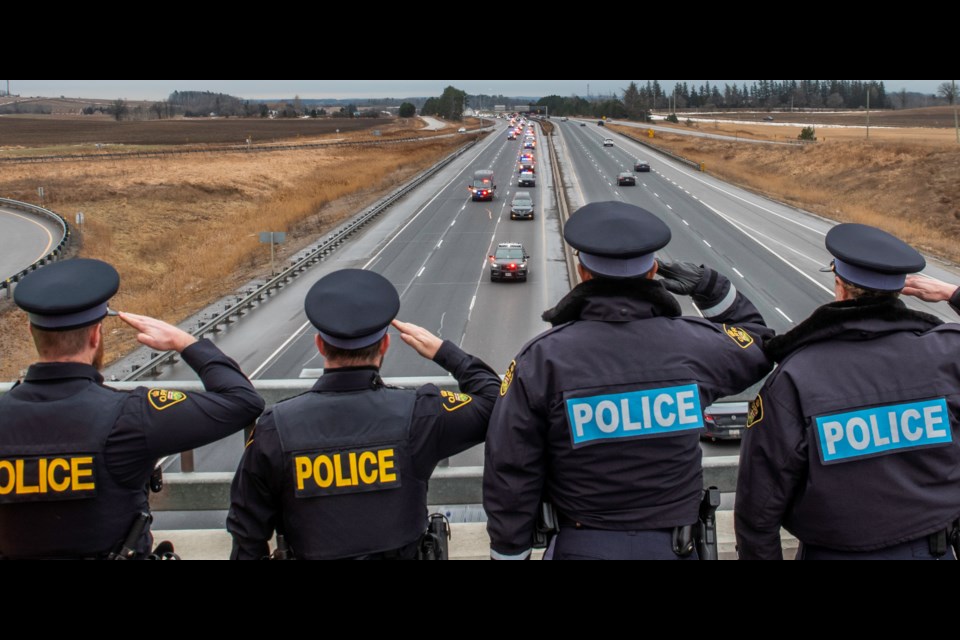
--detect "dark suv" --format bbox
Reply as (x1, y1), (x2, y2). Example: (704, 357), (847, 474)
(489, 242), (529, 282)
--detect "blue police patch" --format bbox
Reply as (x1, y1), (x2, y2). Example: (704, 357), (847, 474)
(566, 384), (703, 448)
(814, 398), (952, 465)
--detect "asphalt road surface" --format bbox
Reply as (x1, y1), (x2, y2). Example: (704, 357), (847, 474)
(0, 205), (62, 281)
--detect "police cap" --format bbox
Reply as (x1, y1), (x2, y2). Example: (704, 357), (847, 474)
(822, 223), (925, 291)
(305, 269), (400, 349)
(14, 259), (120, 331)
(564, 201), (671, 278)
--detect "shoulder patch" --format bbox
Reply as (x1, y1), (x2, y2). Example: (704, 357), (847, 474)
(746, 395), (763, 428)
(500, 360), (516, 397)
(724, 325), (755, 349)
(148, 389), (188, 411)
(440, 390), (473, 412)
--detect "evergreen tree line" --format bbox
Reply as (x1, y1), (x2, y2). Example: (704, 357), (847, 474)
(537, 80), (896, 119)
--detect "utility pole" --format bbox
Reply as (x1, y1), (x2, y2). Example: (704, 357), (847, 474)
(954, 80), (959, 144)
(866, 87), (870, 139)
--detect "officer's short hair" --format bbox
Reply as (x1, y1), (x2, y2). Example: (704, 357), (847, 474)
(320, 336), (385, 365)
(837, 275), (900, 301)
(29, 324), (97, 360)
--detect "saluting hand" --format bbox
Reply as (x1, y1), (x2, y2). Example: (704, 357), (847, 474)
(656, 260), (704, 295)
(120, 312), (198, 353)
(392, 319), (442, 360)
(903, 275), (958, 303)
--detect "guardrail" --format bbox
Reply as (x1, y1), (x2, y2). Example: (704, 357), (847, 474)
(120, 139), (479, 381)
(545, 122), (580, 287)
(605, 124), (705, 171)
(0, 198), (70, 292)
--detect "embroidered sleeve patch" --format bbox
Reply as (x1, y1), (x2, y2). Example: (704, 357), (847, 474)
(746, 395), (763, 428)
(440, 390), (473, 412)
(724, 325), (755, 349)
(148, 389), (188, 411)
(500, 360), (516, 397)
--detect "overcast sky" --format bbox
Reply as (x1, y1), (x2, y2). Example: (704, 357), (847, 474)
(5, 80), (949, 101)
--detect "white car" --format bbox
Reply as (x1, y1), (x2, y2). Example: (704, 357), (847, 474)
(458, 127), (467, 133)
(603, 138), (614, 147)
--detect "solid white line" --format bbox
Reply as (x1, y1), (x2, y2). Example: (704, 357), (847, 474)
(416, 266), (425, 278)
(249, 321), (311, 378)
(699, 201), (833, 296)
(733, 268), (744, 278)
(703, 240), (712, 248)
(776, 307), (794, 323)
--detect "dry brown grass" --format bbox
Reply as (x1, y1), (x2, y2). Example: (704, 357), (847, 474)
(0, 135), (470, 379)
(609, 124), (960, 266)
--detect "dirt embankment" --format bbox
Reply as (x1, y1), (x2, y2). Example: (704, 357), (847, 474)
(608, 122), (960, 266)
(0, 135), (472, 379)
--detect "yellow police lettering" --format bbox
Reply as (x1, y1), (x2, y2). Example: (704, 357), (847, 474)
(48, 458), (70, 492)
(295, 456), (311, 490)
(378, 449), (397, 483)
(294, 448), (399, 495)
(71, 457), (95, 491)
(15, 460), (40, 494)
(0, 457), (97, 496)
(314, 455), (334, 488)
(359, 451), (378, 484)
(0, 460), (13, 495)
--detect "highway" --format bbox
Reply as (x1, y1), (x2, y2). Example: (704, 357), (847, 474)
(0, 205), (63, 281)
(149, 116), (960, 503)
(153, 120), (571, 476)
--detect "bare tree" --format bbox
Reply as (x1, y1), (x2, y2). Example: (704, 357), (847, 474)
(151, 101), (165, 120)
(112, 98), (128, 121)
(898, 88), (909, 110)
(937, 82), (957, 105)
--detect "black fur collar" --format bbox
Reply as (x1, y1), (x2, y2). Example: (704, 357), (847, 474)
(764, 297), (943, 362)
(542, 278), (682, 326)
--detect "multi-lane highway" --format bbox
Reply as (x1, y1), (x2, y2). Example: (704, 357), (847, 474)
(153, 120), (570, 475)
(0, 205), (63, 281)
(149, 117), (960, 481)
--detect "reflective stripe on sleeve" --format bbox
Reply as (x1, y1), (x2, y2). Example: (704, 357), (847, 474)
(490, 548), (532, 561)
(699, 284), (737, 318)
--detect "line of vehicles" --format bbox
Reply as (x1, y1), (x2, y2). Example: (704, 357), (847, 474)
(476, 116), (747, 439)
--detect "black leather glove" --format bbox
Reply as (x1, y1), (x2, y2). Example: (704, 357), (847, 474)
(656, 260), (705, 296)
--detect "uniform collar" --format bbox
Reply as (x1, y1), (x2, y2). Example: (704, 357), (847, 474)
(24, 362), (103, 384)
(541, 278), (681, 326)
(313, 366), (383, 392)
(763, 297), (943, 363)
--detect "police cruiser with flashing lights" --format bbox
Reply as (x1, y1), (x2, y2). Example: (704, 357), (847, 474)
(469, 170), (496, 201)
(489, 242), (529, 282)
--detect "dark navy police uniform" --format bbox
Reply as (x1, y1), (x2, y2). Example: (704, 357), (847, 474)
(227, 269), (500, 560)
(736, 224), (960, 560)
(0, 259), (264, 559)
(483, 202), (773, 560)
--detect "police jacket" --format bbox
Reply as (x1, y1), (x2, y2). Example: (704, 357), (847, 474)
(227, 340), (500, 560)
(483, 275), (773, 560)
(735, 297), (960, 560)
(0, 340), (264, 559)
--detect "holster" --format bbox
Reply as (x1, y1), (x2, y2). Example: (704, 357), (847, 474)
(418, 513), (451, 560)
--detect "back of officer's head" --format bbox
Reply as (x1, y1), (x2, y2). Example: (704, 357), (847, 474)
(564, 201), (670, 282)
(824, 224), (924, 303)
(305, 269), (400, 368)
(14, 259), (118, 366)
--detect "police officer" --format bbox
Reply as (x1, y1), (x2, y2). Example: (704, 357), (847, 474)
(227, 269), (500, 560)
(0, 259), (264, 559)
(736, 223), (960, 560)
(483, 202), (773, 560)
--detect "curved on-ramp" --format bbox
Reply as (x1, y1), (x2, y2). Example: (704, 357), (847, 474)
(0, 204), (67, 283)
